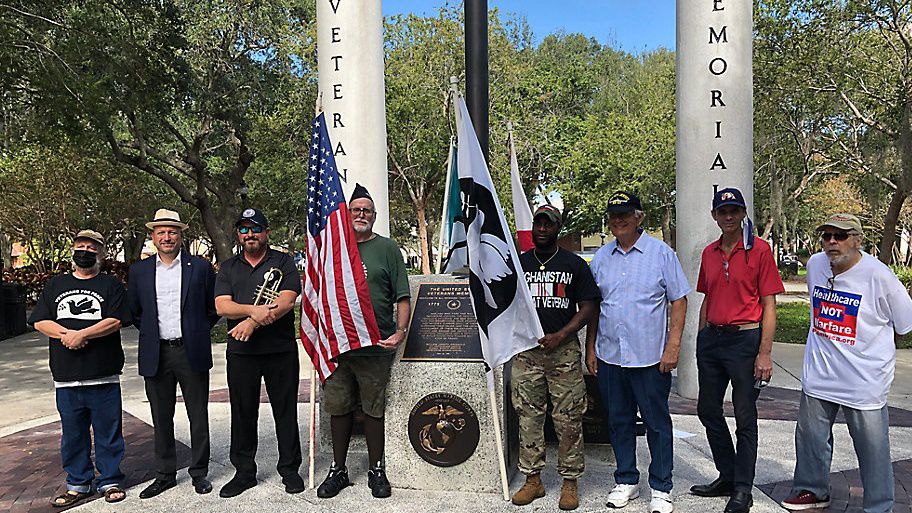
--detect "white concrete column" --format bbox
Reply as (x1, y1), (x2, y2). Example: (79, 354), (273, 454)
(317, 0), (390, 236)
(675, 0), (754, 399)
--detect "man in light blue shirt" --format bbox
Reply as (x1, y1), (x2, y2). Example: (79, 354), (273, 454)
(585, 192), (689, 513)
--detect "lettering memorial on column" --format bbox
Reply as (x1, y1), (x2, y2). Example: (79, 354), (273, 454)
(316, 0), (390, 235)
(675, 0), (754, 399)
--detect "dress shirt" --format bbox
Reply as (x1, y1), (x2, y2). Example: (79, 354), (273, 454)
(590, 233), (690, 367)
(156, 253), (182, 339)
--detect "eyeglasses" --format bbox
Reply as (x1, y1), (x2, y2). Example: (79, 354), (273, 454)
(827, 275), (835, 291)
(820, 231), (850, 241)
(349, 207), (375, 216)
(238, 225), (264, 234)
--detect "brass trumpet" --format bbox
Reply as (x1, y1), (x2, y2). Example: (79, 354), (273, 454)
(253, 267), (284, 305)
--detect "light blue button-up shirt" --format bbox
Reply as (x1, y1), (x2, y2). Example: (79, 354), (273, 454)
(590, 232), (690, 367)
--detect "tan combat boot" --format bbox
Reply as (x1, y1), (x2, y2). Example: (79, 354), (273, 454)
(559, 478), (579, 510)
(511, 473), (545, 505)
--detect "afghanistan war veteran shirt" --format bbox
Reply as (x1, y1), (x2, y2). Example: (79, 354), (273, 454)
(520, 248), (600, 335)
(804, 251), (912, 409)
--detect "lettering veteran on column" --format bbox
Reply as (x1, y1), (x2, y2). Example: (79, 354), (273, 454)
(128, 209), (219, 498)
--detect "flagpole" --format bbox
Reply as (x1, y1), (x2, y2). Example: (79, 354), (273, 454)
(307, 93), (323, 490)
(308, 367), (317, 489)
(435, 139), (455, 274)
(487, 371), (510, 501)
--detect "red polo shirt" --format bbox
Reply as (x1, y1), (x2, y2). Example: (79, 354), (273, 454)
(697, 237), (784, 325)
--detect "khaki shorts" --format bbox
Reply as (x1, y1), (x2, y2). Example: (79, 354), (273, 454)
(322, 351), (395, 418)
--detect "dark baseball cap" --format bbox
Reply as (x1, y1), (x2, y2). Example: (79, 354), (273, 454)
(606, 191), (642, 214)
(235, 208), (269, 227)
(712, 188), (747, 210)
(533, 204), (562, 223)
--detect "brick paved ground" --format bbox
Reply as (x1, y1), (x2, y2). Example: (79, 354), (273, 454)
(669, 385), (912, 427)
(0, 413), (189, 513)
(758, 458), (912, 513)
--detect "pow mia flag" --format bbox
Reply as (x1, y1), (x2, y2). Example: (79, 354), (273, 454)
(455, 97), (543, 370)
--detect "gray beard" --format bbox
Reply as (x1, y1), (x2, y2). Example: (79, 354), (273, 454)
(75, 262), (101, 275)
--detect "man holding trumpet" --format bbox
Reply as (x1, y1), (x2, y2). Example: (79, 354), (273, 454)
(215, 208), (305, 498)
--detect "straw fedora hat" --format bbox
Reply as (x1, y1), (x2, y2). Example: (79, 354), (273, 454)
(145, 208), (189, 230)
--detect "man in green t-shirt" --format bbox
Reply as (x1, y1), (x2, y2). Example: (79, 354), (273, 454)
(317, 183), (411, 500)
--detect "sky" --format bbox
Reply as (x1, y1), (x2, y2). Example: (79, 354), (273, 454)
(381, 0), (677, 52)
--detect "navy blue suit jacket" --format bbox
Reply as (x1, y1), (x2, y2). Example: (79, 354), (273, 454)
(128, 250), (218, 377)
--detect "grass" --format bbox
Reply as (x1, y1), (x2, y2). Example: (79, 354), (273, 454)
(775, 301), (912, 349)
(776, 302), (810, 344)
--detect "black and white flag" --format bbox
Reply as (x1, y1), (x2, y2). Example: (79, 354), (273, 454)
(455, 97), (543, 370)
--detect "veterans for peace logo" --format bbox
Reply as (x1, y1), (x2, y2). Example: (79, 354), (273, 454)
(812, 286), (861, 346)
(55, 290), (103, 321)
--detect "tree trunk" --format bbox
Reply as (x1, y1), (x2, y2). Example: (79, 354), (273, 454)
(122, 232), (145, 262)
(879, 106), (912, 264)
(878, 188), (908, 264)
(0, 230), (11, 269)
(198, 200), (236, 263)
(416, 203), (431, 275)
(660, 202), (673, 248)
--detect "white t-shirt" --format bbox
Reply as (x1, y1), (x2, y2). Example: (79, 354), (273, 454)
(803, 251), (912, 409)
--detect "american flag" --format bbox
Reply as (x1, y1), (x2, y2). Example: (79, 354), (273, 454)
(299, 113), (380, 382)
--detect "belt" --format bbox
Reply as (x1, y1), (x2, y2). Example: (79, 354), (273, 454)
(707, 322), (760, 333)
(159, 337), (183, 347)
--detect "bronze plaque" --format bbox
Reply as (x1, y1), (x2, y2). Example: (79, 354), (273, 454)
(408, 392), (480, 467)
(401, 283), (483, 362)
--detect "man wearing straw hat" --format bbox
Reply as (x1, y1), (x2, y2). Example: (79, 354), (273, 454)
(128, 209), (218, 498)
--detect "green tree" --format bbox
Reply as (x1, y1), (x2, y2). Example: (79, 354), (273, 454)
(755, 0), (912, 263)
(3, 0), (316, 262)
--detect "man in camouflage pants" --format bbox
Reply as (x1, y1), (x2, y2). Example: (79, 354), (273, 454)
(511, 205), (600, 510)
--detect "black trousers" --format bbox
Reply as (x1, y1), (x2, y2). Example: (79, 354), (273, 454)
(144, 344), (210, 479)
(226, 352), (301, 480)
(696, 326), (761, 493)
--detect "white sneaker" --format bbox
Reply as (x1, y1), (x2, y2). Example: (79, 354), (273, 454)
(606, 483), (639, 508)
(649, 489), (673, 513)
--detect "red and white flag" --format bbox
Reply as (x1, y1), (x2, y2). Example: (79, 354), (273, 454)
(300, 113), (381, 382)
(508, 128), (534, 252)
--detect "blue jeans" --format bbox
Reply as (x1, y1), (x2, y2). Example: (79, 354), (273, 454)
(56, 383), (126, 493)
(792, 392), (893, 513)
(596, 359), (673, 492)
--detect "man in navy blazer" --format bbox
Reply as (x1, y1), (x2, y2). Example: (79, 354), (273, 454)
(128, 209), (218, 498)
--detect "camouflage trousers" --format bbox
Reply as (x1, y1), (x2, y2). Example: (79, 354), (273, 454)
(511, 337), (586, 479)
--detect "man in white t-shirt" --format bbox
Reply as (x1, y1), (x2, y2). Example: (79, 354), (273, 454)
(781, 213), (912, 513)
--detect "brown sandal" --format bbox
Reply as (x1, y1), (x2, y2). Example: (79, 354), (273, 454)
(103, 486), (126, 503)
(51, 490), (92, 507)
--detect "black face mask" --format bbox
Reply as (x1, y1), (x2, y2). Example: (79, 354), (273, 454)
(73, 250), (98, 269)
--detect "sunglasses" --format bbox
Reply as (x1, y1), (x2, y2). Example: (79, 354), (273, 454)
(820, 231), (850, 242)
(349, 207), (375, 216)
(238, 225), (265, 234)
(722, 258), (730, 283)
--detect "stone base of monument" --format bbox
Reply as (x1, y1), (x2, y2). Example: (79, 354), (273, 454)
(385, 361), (515, 493)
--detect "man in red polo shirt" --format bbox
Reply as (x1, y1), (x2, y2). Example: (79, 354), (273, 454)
(689, 188), (784, 513)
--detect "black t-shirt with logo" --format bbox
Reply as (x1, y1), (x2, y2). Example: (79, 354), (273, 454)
(520, 248), (601, 335)
(28, 273), (130, 382)
(215, 249), (302, 355)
